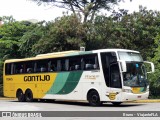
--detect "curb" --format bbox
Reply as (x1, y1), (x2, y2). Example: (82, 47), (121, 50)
(127, 99), (160, 103)
(0, 97), (16, 100)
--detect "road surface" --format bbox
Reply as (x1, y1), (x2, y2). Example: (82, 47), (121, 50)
(0, 99), (160, 120)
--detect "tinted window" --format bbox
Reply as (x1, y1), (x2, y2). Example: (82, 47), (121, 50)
(69, 56), (82, 71)
(35, 60), (48, 72)
(5, 63), (11, 75)
(5, 54), (99, 74)
(83, 54), (99, 70)
(101, 52), (122, 88)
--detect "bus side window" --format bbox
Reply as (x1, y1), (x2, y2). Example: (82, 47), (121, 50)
(69, 57), (81, 71)
(83, 54), (99, 70)
(25, 61), (35, 73)
(75, 65), (80, 70)
(27, 68), (33, 73)
(65, 59), (69, 71)
(59, 59), (69, 71)
(57, 60), (61, 71)
(36, 60), (48, 73)
(40, 66), (46, 72)
(81, 58), (85, 70)
(11, 63), (14, 74)
(19, 64), (24, 73)
(50, 61), (57, 71)
(85, 64), (93, 70)
(14, 63), (23, 74)
(5, 63), (11, 75)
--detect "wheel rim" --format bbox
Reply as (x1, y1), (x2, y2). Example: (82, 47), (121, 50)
(89, 91), (100, 106)
(18, 91), (23, 101)
(25, 90), (33, 102)
(91, 95), (98, 103)
(26, 93), (31, 100)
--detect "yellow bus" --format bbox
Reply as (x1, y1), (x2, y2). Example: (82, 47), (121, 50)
(3, 49), (154, 106)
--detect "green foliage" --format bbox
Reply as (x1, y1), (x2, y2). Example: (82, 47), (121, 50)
(32, 15), (86, 54)
(148, 34), (160, 97)
(19, 21), (46, 57)
(1, 16), (15, 24)
(0, 17), (40, 88)
(91, 7), (160, 60)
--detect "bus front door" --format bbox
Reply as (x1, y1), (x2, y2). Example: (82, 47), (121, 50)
(101, 52), (122, 101)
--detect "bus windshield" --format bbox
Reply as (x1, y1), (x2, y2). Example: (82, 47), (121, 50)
(118, 52), (148, 87)
(118, 51), (143, 62)
(123, 62), (148, 87)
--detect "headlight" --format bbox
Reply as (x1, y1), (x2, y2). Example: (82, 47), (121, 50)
(122, 89), (132, 93)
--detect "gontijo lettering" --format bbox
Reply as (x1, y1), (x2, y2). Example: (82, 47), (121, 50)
(24, 75), (50, 81)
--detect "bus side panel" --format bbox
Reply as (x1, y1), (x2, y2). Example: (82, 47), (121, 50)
(44, 71), (83, 100)
(43, 71), (105, 101)
(4, 73), (57, 99)
(3, 83), (15, 97)
(81, 71), (105, 101)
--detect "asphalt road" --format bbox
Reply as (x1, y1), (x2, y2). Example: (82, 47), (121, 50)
(0, 99), (160, 120)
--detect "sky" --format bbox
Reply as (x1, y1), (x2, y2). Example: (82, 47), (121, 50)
(0, 0), (160, 22)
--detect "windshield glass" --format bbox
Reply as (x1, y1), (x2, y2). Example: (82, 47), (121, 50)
(118, 51), (143, 62)
(123, 62), (148, 87)
(118, 51), (147, 87)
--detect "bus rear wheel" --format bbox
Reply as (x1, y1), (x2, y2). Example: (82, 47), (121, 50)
(17, 90), (25, 102)
(87, 90), (102, 106)
(25, 89), (33, 102)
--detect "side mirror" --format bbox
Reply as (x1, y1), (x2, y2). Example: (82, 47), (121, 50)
(119, 60), (127, 72)
(144, 61), (155, 73)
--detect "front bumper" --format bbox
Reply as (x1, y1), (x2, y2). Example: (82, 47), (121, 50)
(121, 91), (149, 101)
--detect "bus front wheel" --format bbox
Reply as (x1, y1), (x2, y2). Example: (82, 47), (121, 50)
(87, 90), (102, 106)
(25, 89), (33, 102)
(17, 90), (25, 102)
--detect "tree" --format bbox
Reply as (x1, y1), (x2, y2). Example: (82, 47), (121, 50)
(30, 0), (128, 23)
(1, 16), (15, 24)
(32, 15), (86, 54)
(90, 6), (160, 59)
(19, 21), (46, 57)
(0, 17), (38, 85)
(147, 34), (160, 97)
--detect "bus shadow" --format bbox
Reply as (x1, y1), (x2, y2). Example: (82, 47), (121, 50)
(12, 100), (146, 107)
(52, 101), (146, 107)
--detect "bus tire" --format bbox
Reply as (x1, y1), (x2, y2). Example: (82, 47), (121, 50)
(25, 89), (33, 102)
(112, 102), (122, 106)
(17, 89), (25, 102)
(87, 90), (102, 106)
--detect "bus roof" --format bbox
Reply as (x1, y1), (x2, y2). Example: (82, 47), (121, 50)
(4, 49), (140, 63)
(92, 49), (140, 53)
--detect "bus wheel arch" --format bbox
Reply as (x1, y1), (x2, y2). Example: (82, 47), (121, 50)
(25, 89), (33, 102)
(16, 89), (25, 102)
(87, 89), (102, 106)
